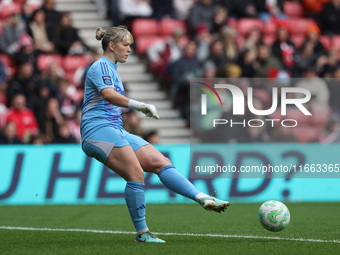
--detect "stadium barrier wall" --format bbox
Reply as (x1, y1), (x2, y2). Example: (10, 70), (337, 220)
(1, 144), (340, 205)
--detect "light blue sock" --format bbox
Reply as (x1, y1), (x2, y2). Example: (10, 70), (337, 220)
(125, 181), (148, 232)
(158, 165), (200, 200)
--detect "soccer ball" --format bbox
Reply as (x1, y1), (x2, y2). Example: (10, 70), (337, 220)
(258, 200), (290, 232)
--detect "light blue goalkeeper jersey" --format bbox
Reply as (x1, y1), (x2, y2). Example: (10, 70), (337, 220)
(80, 57), (125, 140)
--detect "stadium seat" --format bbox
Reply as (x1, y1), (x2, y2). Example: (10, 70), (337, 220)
(286, 108), (311, 125)
(0, 91), (7, 106)
(135, 36), (164, 55)
(63, 55), (89, 73)
(0, 54), (15, 78)
(286, 18), (317, 35)
(291, 126), (319, 143)
(236, 18), (263, 36)
(131, 18), (158, 38)
(290, 34), (305, 49)
(158, 18), (187, 36)
(37, 54), (63, 72)
(283, 1), (305, 17)
(227, 18), (237, 30)
(263, 34), (276, 46)
(0, 3), (21, 20)
(331, 36), (340, 51)
(319, 35), (331, 51)
(262, 20), (277, 35)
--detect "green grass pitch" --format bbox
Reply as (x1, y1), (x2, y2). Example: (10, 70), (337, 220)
(0, 203), (339, 255)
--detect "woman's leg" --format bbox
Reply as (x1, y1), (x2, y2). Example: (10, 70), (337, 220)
(135, 144), (230, 212)
(105, 146), (148, 233)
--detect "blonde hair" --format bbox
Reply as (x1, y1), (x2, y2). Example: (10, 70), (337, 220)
(95, 26), (134, 51)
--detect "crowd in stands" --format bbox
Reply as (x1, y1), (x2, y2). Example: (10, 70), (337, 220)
(1, 0), (340, 144)
(114, 0), (340, 144)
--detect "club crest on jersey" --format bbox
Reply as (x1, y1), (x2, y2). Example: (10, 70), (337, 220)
(102, 76), (112, 85)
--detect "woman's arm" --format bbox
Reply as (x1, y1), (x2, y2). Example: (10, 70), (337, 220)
(101, 87), (159, 119)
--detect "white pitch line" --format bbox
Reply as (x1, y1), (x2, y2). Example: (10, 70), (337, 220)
(0, 226), (339, 244)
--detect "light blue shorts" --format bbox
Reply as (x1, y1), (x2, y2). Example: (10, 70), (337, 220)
(81, 126), (149, 164)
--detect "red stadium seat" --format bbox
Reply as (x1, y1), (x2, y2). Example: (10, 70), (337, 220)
(135, 36), (164, 55)
(331, 36), (340, 51)
(291, 126), (319, 143)
(319, 35), (331, 51)
(131, 18), (158, 38)
(263, 34), (276, 46)
(283, 1), (305, 17)
(0, 3), (21, 20)
(290, 34), (305, 49)
(0, 91), (7, 106)
(37, 54), (63, 72)
(262, 20), (277, 35)
(286, 18), (317, 35)
(237, 18), (263, 36)
(158, 18), (187, 36)
(0, 54), (15, 78)
(63, 55), (89, 73)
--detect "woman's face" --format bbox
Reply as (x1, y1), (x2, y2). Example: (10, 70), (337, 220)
(113, 41), (132, 63)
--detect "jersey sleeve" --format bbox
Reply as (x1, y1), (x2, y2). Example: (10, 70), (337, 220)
(88, 61), (116, 93)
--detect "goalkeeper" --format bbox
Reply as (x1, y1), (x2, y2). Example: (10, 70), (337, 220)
(80, 26), (230, 243)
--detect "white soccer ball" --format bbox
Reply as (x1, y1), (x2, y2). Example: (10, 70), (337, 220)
(258, 200), (290, 232)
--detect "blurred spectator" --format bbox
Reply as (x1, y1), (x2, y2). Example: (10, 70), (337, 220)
(123, 109), (144, 137)
(293, 41), (317, 77)
(319, 114), (340, 143)
(295, 67), (330, 111)
(171, 40), (201, 118)
(68, 108), (82, 143)
(0, 13), (26, 55)
(188, 0), (216, 34)
(38, 97), (64, 142)
(108, 0), (120, 25)
(143, 130), (160, 144)
(151, 0), (175, 20)
(302, 0), (330, 19)
(30, 82), (53, 123)
(226, 63), (242, 78)
(271, 26), (296, 71)
(118, 0), (152, 24)
(173, 0), (194, 20)
(220, 0), (257, 18)
(31, 133), (48, 145)
(242, 27), (263, 51)
(194, 24), (214, 63)
(147, 28), (185, 78)
(6, 94), (38, 143)
(254, 42), (282, 78)
(326, 65), (340, 114)
(220, 26), (238, 65)
(7, 61), (36, 106)
(211, 5), (228, 35)
(20, 2), (34, 26)
(38, 62), (64, 97)
(57, 79), (77, 119)
(55, 12), (89, 55)
(301, 24), (326, 56)
(202, 60), (217, 78)
(28, 9), (55, 53)
(0, 61), (7, 91)
(254, 0), (284, 20)
(206, 39), (226, 75)
(237, 48), (257, 77)
(38, 0), (61, 43)
(320, 0), (340, 35)
(0, 122), (23, 144)
(14, 33), (40, 75)
(54, 121), (77, 143)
